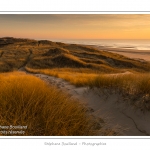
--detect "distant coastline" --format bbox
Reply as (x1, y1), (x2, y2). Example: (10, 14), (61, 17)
(49, 39), (150, 62)
(50, 39), (150, 51)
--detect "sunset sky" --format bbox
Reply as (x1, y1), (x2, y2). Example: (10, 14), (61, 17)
(0, 14), (150, 40)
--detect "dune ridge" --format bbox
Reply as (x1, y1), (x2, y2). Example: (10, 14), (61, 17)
(1, 37), (150, 136)
(0, 37), (150, 73)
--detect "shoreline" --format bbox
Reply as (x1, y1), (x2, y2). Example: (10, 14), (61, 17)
(90, 45), (150, 62)
(53, 39), (150, 62)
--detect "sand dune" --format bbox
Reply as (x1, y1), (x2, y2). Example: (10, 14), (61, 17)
(1, 37), (150, 136)
(23, 71), (150, 136)
(0, 37), (150, 73)
(95, 46), (150, 62)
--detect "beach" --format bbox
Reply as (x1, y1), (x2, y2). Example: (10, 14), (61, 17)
(53, 39), (150, 62)
(96, 46), (150, 62)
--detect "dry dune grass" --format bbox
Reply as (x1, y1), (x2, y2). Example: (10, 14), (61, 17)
(26, 67), (150, 112)
(25, 67), (99, 87)
(25, 67), (128, 88)
(43, 47), (69, 56)
(0, 47), (29, 72)
(1, 37), (150, 73)
(51, 53), (87, 68)
(1, 37), (150, 112)
(1, 38), (150, 135)
(0, 72), (97, 136)
(88, 73), (150, 112)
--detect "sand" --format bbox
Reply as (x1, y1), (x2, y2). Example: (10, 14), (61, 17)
(94, 46), (150, 62)
(18, 44), (150, 136)
(27, 73), (150, 136)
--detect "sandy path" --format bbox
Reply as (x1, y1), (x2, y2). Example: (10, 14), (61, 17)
(0, 51), (4, 58)
(19, 49), (32, 71)
(22, 72), (150, 136)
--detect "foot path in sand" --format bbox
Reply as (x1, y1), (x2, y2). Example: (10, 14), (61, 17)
(19, 70), (150, 136)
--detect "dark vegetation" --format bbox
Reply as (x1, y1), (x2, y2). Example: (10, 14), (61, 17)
(0, 37), (150, 73)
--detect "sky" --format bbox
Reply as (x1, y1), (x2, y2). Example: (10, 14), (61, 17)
(0, 14), (150, 40)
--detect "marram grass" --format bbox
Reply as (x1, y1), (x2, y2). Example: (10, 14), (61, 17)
(0, 72), (95, 136)
(26, 67), (150, 112)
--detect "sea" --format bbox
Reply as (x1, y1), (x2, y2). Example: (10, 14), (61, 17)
(50, 39), (150, 51)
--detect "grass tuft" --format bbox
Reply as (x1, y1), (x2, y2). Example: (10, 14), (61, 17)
(88, 73), (150, 111)
(26, 67), (150, 112)
(0, 72), (95, 136)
